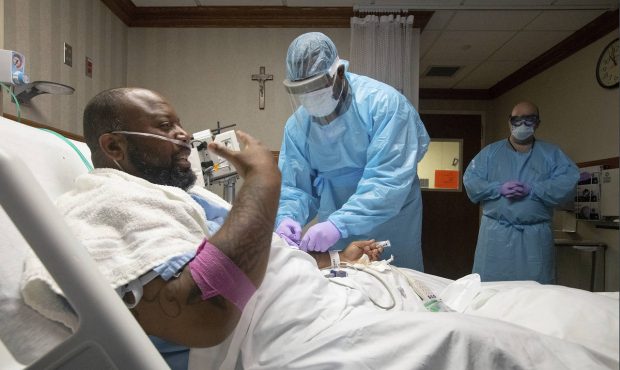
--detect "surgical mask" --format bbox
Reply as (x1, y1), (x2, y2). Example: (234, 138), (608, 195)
(110, 131), (192, 150)
(510, 124), (535, 141)
(299, 85), (341, 118)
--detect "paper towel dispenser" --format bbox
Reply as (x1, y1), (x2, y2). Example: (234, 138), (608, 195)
(600, 168), (619, 217)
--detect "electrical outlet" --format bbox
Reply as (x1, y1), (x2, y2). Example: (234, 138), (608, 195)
(64, 42), (72, 67)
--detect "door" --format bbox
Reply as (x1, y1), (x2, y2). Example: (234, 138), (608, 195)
(419, 114), (482, 280)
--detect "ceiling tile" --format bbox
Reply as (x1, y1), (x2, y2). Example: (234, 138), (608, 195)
(286, 0), (356, 6)
(196, 0), (282, 5)
(525, 10), (606, 30)
(462, 0), (554, 6)
(552, 0), (619, 7)
(371, 0), (461, 6)
(489, 30), (572, 61)
(423, 30), (516, 61)
(447, 10), (541, 30)
(420, 30), (441, 57)
(419, 62), (478, 89)
(453, 60), (527, 89)
(424, 10), (455, 31)
(133, 0), (197, 6)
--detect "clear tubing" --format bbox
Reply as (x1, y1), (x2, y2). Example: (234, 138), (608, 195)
(110, 131), (192, 150)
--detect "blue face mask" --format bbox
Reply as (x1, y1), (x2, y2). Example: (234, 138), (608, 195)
(510, 124), (535, 141)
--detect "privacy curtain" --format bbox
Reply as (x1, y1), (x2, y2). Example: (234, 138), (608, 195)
(350, 14), (419, 107)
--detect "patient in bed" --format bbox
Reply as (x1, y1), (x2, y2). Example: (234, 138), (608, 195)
(21, 87), (618, 370)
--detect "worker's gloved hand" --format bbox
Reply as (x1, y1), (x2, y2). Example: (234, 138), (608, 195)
(499, 181), (523, 198)
(278, 233), (300, 248)
(276, 218), (302, 245)
(512, 182), (531, 198)
(300, 221), (341, 252)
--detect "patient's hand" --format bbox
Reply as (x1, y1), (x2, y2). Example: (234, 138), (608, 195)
(341, 240), (384, 264)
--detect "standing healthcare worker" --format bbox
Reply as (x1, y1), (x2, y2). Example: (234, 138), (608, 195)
(463, 101), (578, 283)
(275, 32), (430, 270)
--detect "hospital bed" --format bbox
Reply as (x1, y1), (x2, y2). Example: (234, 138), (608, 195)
(0, 116), (618, 369)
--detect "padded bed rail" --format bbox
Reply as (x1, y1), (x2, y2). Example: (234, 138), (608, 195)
(0, 148), (170, 369)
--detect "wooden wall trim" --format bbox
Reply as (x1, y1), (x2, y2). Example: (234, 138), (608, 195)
(2, 113), (85, 142)
(100, 0), (135, 26)
(132, 7), (353, 28)
(489, 9), (619, 98)
(100, 1), (432, 29)
(419, 88), (491, 100)
(577, 157), (619, 169)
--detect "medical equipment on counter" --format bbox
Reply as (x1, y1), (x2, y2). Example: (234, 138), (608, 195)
(0, 50), (29, 86)
(192, 123), (240, 203)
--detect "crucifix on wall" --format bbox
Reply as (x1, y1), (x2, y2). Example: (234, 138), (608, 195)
(251, 66), (273, 110)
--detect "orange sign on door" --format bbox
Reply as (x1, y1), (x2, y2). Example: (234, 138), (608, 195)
(434, 170), (459, 189)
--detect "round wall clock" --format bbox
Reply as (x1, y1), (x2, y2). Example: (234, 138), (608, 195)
(596, 38), (619, 89)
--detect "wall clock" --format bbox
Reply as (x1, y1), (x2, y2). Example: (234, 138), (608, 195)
(596, 38), (619, 89)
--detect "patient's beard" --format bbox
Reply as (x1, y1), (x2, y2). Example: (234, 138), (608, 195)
(127, 140), (196, 191)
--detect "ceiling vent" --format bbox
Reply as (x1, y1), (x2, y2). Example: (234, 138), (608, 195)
(424, 66), (460, 77)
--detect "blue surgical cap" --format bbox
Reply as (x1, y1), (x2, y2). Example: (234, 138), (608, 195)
(286, 32), (339, 82)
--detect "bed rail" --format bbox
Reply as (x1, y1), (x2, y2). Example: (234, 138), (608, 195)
(0, 148), (170, 369)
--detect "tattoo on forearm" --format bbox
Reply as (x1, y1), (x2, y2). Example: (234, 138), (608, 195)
(212, 178), (278, 276)
(141, 281), (182, 318)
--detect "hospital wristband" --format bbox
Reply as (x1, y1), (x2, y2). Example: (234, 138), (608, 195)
(188, 238), (256, 311)
(329, 250), (340, 269)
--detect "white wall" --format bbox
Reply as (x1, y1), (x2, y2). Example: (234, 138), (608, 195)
(126, 28), (350, 150)
(2, 0), (128, 134)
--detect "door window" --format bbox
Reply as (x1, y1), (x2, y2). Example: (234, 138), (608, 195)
(418, 138), (462, 191)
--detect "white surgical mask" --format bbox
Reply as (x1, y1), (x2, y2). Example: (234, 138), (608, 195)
(510, 125), (535, 141)
(299, 84), (342, 118)
(110, 131), (192, 150)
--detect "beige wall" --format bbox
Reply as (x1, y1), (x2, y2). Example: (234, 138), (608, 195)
(488, 31), (619, 163)
(126, 27), (350, 150)
(2, 0), (127, 134)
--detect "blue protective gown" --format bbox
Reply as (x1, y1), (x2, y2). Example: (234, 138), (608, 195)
(463, 139), (579, 283)
(277, 71), (430, 270)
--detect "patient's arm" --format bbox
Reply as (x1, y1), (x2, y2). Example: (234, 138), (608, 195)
(310, 240), (384, 269)
(132, 131), (280, 347)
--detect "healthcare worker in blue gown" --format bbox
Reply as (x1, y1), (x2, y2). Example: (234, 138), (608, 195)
(463, 101), (578, 283)
(275, 32), (430, 270)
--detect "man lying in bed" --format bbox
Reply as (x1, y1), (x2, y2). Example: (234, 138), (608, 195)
(24, 87), (617, 370)
(42, 87), (382, 368)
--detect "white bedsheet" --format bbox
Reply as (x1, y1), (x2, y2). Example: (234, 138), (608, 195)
(189, 237), (619, 369)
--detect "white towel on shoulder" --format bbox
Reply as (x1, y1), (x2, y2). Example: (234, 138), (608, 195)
(22, 168), (212, 330)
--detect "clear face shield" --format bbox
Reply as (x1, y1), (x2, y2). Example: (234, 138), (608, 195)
(284, 58), (348, 126)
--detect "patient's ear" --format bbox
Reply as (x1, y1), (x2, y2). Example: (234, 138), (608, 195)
(99, 133), (126, 161)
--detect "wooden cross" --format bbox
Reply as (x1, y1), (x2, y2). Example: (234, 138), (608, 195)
(251, 66), (273, 110)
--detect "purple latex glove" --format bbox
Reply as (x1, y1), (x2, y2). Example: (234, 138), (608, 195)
(499, 181), (523, 198)
(300, 221), (341, 252)
(276, 218), (302, 245)
(512, 182), (531, 197)
(278, 233), (300, 248)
